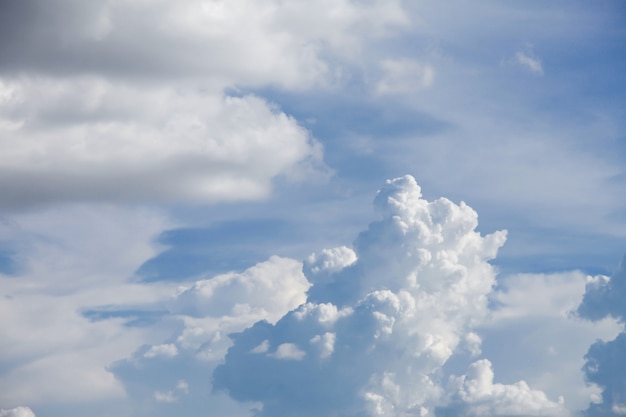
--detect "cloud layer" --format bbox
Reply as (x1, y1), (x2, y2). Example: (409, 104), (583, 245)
(0, 0), (415, 208)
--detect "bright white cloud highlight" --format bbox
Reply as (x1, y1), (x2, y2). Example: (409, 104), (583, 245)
(144, 344), (179, 359)
(269, 343), (307, 360)
(444, 359), (568, 416)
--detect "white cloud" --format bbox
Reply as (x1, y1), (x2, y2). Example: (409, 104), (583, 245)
(171, 256), (310, 320)
(0, 205), (174, 406)
(154, 390), (178, 403)
(0, 78), (326, 208)
(375, 59), (435, 95)
(269, 343), (307, 360)
(443, 359), (568, 416)
(310, 332), (336, 359)
(0, 407), (36, 417)
(0, 0), (414, 209)
(213, 175), (510, 416)
(103, 255), (313, 416)
(304, 246), (357, 284)
(479, 272), (622, 412)
(515, 50), (544, 75)
(0, 0), (409, 88)
(144, 344), (179, 359)
(250, 340), (270, 354)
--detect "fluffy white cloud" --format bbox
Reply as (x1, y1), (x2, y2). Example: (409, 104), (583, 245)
(441, 359), (568, 417)
(478, 271), (622, 413)
(107, 255), (312, 416)
(304, 246), (357, 284)
(213, 175), (516, 416)
(0, 77), (325, 208)
(171, 256), (310, 320)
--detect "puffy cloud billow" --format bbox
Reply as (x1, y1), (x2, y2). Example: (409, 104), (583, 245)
(212, 176), (567, 416)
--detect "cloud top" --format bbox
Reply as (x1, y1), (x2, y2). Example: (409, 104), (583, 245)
(213, 175), (519, 416)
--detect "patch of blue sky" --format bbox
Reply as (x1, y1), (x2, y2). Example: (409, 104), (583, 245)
(0, 249), (17, 276)
(137, 218), (302, 282)
(81, 307), (168, 328)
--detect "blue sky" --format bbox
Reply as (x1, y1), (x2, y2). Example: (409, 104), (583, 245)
(0, 1), (625, 416)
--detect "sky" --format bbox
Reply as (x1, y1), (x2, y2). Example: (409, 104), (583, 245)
(0, 1), (626, 416)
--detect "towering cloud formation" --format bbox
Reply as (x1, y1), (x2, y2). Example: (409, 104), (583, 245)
(213, 176), (566, 416)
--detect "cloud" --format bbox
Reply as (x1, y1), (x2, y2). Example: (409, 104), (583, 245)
(577, 257), (626, 416)
(213, 175), (543, 416)
(501, 44), (544, 75)
(0, 0), (408, 87)
(515, 50), (544, 75)
(577, 255), (626, 322)
(439, 359), (568, 417)
(0, 78), (326, 208)
(0, 408), (36, 417)
(108, 255), (312, 416)
(170, 255), (310, 321)
(0, 0), (413, 209)
(582, 333), (626, 417)
(478, 271), (621, 412)
(375, 59), (435, 95)
(144, 344), (179, 359)
(0, 205), (173, 407)
(154, 380), (189, 404)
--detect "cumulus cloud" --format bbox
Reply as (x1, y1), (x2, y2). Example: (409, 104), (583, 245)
(440, 359), (568, 417)
(577, 257), (626, 416)
(477, 271), (622, 412)
(211, 175), (557, 417)
(108, 255), (312, 416)
(170, 255), (310, 320)
(144, 344), (179, 359)
(577, 255), (626, 322)
(0, 78), (325, 208)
